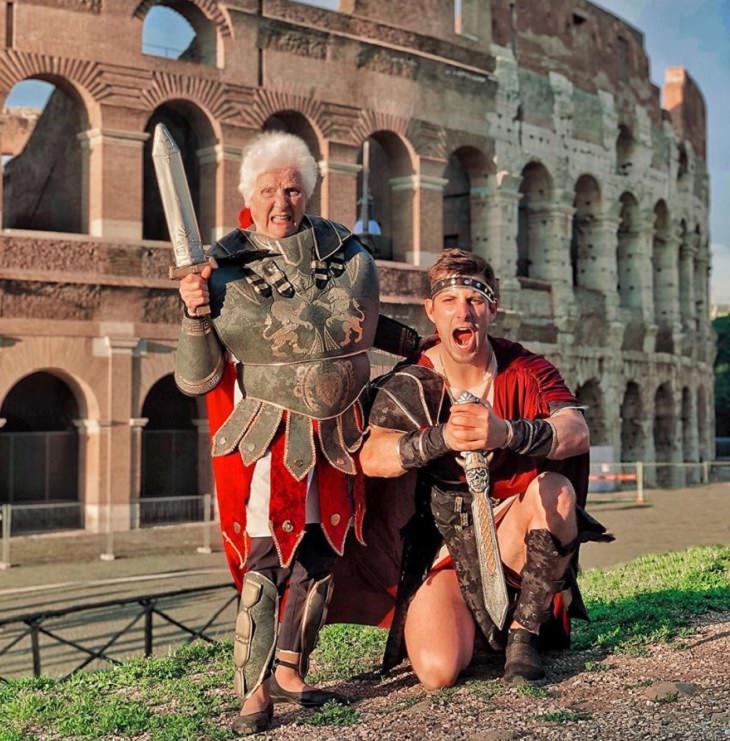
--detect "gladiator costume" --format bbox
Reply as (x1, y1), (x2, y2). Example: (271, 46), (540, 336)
(175, 214), (416, 705)
(367, 333), (613, 676)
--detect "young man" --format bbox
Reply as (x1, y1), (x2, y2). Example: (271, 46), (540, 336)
(360, 249), (612, 689)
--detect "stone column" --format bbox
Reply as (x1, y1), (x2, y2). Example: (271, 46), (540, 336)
(679, 236), (697, 345)
(192, 418), (213, 497)
(86, 333), (140, 534)
(694, 252), (710, 361)
(683, 392), (700, 484)
(653, 232), (680, 350)
(319, 141), (362, 225)
(72, 419), (100, 530)
(128, 417), (148, 528)
(390, 171), (448, 266)
(79, 128), (149, 239)
(197, 144), (243, 243)
(589, 216), (620, 320)
(544, 196), (576, 321)
(483, 172), (521, 312)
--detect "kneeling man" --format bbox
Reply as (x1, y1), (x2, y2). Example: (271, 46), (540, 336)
(360, 249), (612, 688)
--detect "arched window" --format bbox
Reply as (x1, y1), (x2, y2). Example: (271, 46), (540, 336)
(141, 3), (217, 66)
(517, 162), (553, 280)
(575, 379), (607, 447)
(0, 373), (80, 531)
(620, 382), (644, 462)
(571, 175), (601, 289)
(616, 124), (634, 175)
(616, 192), (640, 309)
(262, 111), (323, 215)
(677, 143), (688, 182)
(355, 131), (414, 261)
(653, 383), (675, 487)
(143, 100), (217, 243)
(140, 375), (199, 523)
(3, 78), (89, 233)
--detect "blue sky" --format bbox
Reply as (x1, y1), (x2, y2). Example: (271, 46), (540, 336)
(4, 0), (727, 303)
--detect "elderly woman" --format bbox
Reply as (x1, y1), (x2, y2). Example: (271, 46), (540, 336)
(175, 132), (379, 735)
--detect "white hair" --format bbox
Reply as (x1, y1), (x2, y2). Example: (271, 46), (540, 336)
(238, 131), (318, 204)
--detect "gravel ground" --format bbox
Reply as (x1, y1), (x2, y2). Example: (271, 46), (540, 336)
(236, 610), (730, 741)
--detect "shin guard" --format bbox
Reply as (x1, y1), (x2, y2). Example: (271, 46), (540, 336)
(233, 571), (279, 702)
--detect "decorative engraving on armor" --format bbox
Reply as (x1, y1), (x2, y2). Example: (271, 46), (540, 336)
(263, 287), (365, 360)
(293, 359), (356, 416)
(174, 354), (225, 397)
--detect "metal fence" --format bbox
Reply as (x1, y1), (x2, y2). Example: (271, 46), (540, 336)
(0, 494), (218, 570)
(588, 460), (730, 503)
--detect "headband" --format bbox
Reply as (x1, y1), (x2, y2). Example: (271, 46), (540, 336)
(430, 275), (497, 305)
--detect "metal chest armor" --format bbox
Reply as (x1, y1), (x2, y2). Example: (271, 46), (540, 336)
(207, 216), (379, 479)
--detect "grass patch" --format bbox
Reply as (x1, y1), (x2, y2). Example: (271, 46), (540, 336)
(303, 700), (359, 727)
(538, 708), (592, 723)
(574, 545), (730, 653)
(0, 546), (727, 739)
(517, 684), (549, 698)
(308, 624), (387, 683)
(582, 659), (610, 673)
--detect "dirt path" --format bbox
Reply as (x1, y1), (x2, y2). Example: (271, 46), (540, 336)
(254, 611), (730, 740)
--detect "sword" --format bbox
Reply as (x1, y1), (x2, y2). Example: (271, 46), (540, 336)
(454, 391), (509, 630)
(152, 123), (218, 316)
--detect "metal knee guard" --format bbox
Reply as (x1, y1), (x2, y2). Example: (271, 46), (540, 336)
(298, 573), (334, 679)
(233, 571), (279, 702)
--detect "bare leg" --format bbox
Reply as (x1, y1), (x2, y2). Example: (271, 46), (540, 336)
(404, 568), (476, 690)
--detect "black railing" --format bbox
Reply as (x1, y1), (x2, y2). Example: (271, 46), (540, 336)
(0, 583), (237, 681)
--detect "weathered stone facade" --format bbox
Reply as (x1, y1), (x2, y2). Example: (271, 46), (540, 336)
(0, 0), (713, 529)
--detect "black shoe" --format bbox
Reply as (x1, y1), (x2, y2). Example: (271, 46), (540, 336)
(503, 628), (545, 684)
(231, 702), (273, 736)
(269, 674), (348, 708)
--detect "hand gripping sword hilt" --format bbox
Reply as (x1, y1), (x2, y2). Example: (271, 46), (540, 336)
(170, 256), (219, 317)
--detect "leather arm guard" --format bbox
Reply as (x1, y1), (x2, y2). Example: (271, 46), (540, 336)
(398, 424), (451, 469)
(233, 572), (279, 702)
(174, 314), (226, 397)
(504, 418), (554, 457)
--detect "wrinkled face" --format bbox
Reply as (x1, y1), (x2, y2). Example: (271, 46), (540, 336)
(248, 168), (307, 239)
(424, 277), (498, 365)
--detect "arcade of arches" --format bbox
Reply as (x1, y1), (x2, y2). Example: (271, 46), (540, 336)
(0, 0), (713, 530)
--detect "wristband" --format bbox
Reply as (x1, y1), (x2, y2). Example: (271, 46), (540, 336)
(504, 418), (554, 458)
(398, 424), (451, 469)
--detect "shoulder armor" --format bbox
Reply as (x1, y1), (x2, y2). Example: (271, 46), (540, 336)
(369, 364), (446, 432)
(209, 229), (248, 259)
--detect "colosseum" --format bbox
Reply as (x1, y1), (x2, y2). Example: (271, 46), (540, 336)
(0, 0), (713, 533)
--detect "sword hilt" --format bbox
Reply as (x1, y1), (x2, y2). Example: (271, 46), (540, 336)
(170, 256), (219, 317)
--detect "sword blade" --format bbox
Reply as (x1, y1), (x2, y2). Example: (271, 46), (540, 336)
(455, 391), (509, 630)
(152, 123), (206, 268)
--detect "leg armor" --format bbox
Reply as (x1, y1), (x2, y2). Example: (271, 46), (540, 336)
(505, 529), (576, 683)
(298, 574), (334, 678)
(233, 571), (279, 702)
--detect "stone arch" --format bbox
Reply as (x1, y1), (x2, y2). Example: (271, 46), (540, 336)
(616, 192), (642, 311)
(575, 378), (608, 446)
(0, 371), (81, 506)
(142, 99), (218, 243)
(134, 0), (232, 65)
(616, 123), (634, 175)
(2, 75), (92, 233)
(263, 110), (324, 215)
(441, 145), (492, 252)
(620, 381), (644, 462)
(653, 382), (675, 486)
(517, 161), (553, 280)
(571, 174), (601, 289)
(140, 374), (199, 499)
(677, 142), (689, 182)
(356, 130), (416, 261)
(652, 199), (674, 352)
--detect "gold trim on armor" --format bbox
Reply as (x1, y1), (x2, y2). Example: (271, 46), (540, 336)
(239, 348), (370, 368)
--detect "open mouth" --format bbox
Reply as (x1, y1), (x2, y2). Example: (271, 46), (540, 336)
(271, 214), (292, 224)
(452, 326), (476, 349)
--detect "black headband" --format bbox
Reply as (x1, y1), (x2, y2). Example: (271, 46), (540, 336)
(430, 276), (497, 305)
